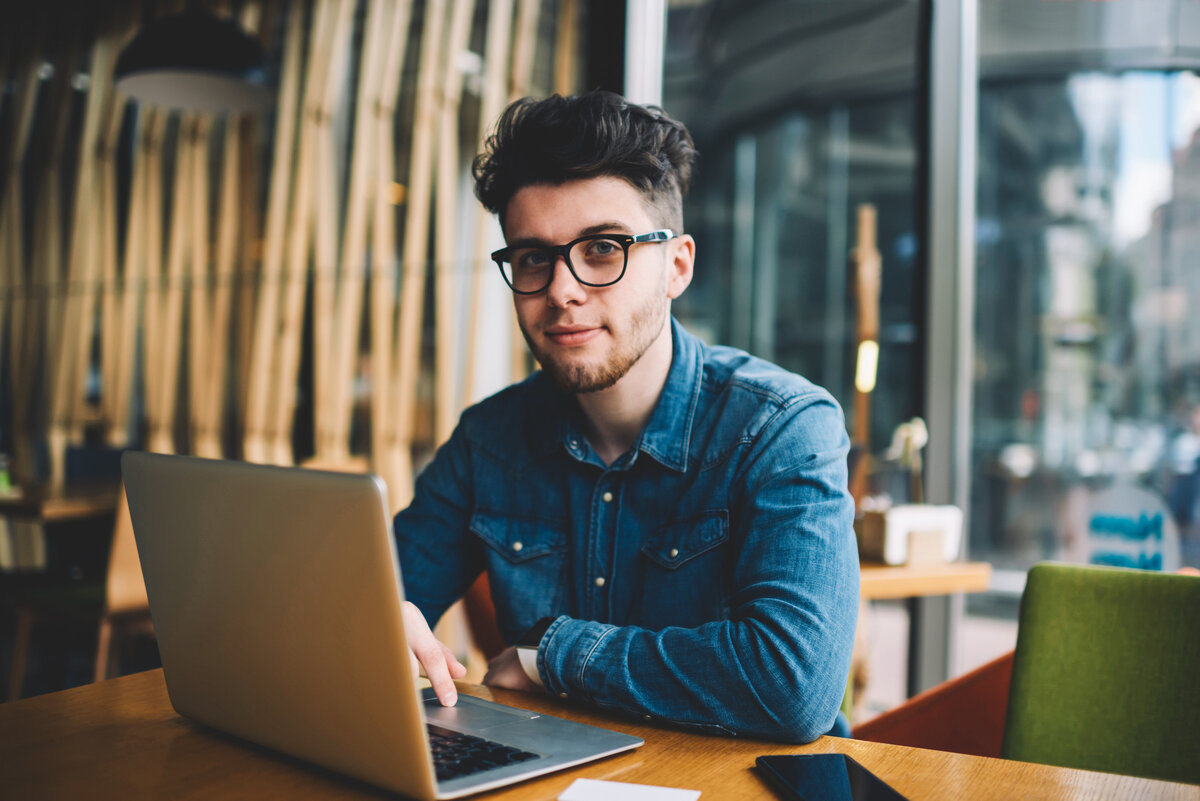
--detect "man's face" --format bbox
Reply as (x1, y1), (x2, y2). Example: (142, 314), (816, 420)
(503, 176), (694, 394)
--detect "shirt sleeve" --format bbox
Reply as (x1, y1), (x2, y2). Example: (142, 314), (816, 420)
(534, 395), (860, 743)
(393, 421), (483, 629)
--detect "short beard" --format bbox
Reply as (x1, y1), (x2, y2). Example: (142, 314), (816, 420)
(539, 352), (629, 394)
(522, 278), (669, 395)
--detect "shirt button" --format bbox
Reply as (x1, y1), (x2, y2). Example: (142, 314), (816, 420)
(643, 714), (652, 721)
(512, 541), (523, 552)
(594, 576), (606, 587)
(668, 548), (679, 559)
(602, 491), (613, 503)
(559, 692), (569, 699)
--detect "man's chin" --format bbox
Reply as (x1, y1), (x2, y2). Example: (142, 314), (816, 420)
(539, 359), (624, 394)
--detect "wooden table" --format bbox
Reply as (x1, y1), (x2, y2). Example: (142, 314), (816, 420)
(859, 561), (991, 600)
(0, 483), (120, 573)
(0, 483), (120, 523)
(2, 670), (1195, 801)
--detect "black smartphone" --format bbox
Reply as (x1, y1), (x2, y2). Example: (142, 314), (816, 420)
(756, 754), (910, 801)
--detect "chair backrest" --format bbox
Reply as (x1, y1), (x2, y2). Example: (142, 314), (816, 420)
(853, 650), (1013, 758)
(1002, 562), (1200, 784)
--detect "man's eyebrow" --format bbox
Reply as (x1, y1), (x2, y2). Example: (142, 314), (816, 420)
(578, 221), (632, 237)
(505, 221), (633, 249)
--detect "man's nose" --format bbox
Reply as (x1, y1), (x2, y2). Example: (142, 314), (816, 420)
(544, 254), (587, 307)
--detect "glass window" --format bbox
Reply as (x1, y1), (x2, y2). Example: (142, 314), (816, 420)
(972, 71), (1200, 572)
(674, 98), (921, 458)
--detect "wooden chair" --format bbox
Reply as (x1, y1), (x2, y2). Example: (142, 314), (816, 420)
(8, 486), (152, 699)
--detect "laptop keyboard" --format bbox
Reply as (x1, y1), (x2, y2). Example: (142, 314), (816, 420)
(427, 723), (540, 782)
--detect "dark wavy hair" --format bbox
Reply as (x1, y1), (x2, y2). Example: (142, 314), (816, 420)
(472, 91), (697, 231)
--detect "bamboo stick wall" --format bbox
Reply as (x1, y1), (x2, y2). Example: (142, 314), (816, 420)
(0, 0), (576, 509)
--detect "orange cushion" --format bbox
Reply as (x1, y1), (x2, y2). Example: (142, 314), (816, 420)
(853, 650), (1013, 758)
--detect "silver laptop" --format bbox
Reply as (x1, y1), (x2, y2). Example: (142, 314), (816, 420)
(121, 451), (642, 800)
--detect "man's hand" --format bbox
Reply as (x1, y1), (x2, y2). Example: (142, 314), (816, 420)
(402, 601), (467, 706)
(482, 646), (544, 693)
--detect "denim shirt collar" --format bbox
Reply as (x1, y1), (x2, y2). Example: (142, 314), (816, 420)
(530, 317), (700, 474)
(635, 317), (701, 473)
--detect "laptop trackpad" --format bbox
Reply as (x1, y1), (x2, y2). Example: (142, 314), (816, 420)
(423, 692), (541, 731)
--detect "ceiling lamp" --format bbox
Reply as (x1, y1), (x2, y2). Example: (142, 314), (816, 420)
(114, 7), (270, 112)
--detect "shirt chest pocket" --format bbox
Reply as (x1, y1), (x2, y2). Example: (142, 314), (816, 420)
(635, 510), (732, 630)
(470, 512), (568, 638)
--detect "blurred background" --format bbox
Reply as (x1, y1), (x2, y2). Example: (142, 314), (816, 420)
(2, 0), (1198, 720)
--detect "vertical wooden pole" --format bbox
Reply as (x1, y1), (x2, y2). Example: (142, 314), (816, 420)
(369, 0), (413, 502)
(185, 116), (215, 456)
(225, 2), (264, 450)
(20, 53), (75, 487)
(97, 94), (127, 444)
(140, 112), (169, 454)
(461, 0), (515, 409)
(235, 113), (262, 426)
(264, 0), (331, 465)
(308, 0), (356, 463)
(244, 2), (306, 463)
(267, 0), (353, 466)
(324, 0), (391, 466)
(111, 109), (166, 448)
(109, 108), (147, 447)
(432, 0), (477, 446)
(49, 36), (117, 485)
(147, 114), (200, 455)
(554, 0), (579, 97)
(194, 114), (243, 459)
(389, 0), (448, 510)
(850, 204), (881, 504)
(1, 60), (41, 365)
(67, 58), (125, 445)
(507, 0), (544, 384)
(510, 0), (541, 100)
(0, 60), (40, 483)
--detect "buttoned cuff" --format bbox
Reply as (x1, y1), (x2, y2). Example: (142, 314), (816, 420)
(537, 616), (618, 701)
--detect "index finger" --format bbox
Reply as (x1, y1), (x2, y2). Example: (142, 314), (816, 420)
(402, 603), (461, 706)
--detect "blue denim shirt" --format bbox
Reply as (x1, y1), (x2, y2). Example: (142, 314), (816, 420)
(395, 317), (859, 742)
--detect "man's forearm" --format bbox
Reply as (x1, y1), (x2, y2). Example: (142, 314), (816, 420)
(534, 586), (858, 743)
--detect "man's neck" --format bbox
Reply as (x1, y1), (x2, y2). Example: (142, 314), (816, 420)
(575, 321), (674, 466)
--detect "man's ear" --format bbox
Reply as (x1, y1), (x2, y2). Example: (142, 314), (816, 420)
(666, 234), (695, 300)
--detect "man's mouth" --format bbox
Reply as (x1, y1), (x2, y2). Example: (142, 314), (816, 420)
(544, 325), (603, 347)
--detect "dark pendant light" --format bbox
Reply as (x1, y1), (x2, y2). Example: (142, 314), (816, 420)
(114, 7), (270, 112)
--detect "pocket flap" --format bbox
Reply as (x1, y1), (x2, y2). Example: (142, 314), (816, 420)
(641, 510), (729, 570)
(470, 512), (566, 563)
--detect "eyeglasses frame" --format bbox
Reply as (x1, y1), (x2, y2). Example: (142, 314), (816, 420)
(491, 229), (677, 295)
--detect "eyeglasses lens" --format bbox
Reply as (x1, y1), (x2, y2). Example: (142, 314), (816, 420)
(505, 237), (627, 293)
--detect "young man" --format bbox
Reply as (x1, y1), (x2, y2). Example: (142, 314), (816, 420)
(396, 91), (858, 742)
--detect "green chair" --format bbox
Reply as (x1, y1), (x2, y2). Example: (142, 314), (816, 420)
(856, 563), (1200, 785)
(1002, 562), (1200, 785)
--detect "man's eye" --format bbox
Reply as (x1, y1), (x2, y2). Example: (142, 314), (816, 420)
(515, 250), (552, 270)
(585, 239), (620, 257)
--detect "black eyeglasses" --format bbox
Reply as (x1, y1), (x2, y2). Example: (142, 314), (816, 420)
(491, 229), (677, 295)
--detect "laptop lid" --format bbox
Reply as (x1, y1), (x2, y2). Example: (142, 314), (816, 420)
(123, 452), (439, 798)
